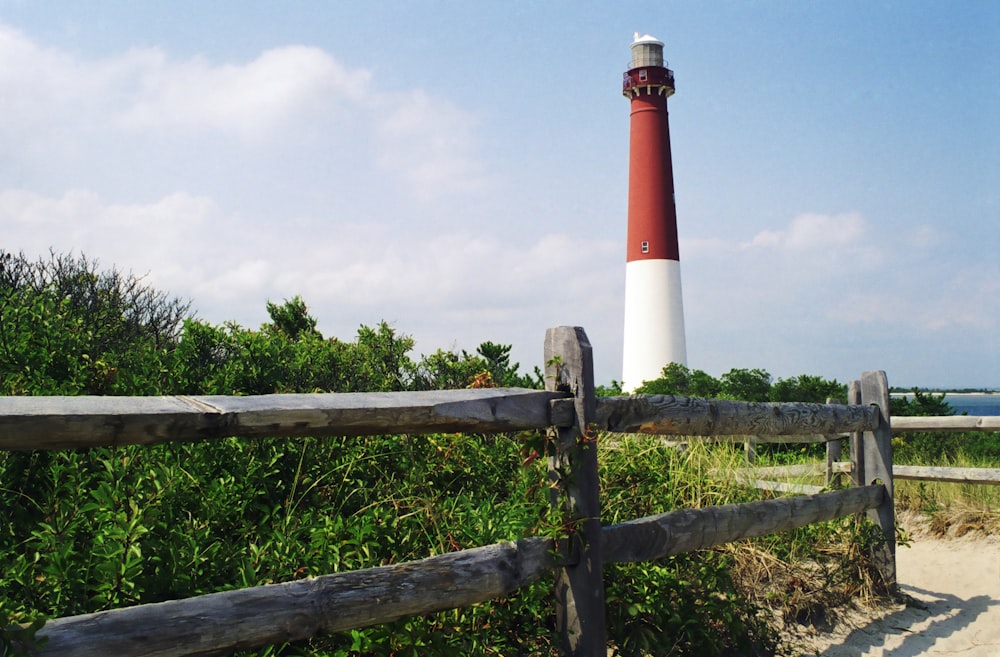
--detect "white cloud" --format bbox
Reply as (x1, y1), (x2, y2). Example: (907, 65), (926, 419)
(0, 22), (489, 201)
(831, 264), (1000, 334)
(115, 46), (371, 142)
(373, 89), (492, 200)
(902, 224), (943, 249)
(0, 188), (228, 294)
(675, 208), (997, 384)
(0, 187), (620, 348)
(282, 229), (619, 315)
(743, 212), (866, 250)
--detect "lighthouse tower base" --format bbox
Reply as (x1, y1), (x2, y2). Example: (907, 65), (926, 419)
(622, 259), (687, 392)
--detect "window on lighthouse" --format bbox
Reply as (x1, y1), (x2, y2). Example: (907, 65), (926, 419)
(641, 241), (649, 253)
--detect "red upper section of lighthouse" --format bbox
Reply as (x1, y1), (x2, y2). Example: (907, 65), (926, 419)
(625, 59), (680, 263)
(622, 66), (675, 97)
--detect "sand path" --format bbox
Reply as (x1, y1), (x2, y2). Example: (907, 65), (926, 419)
(793, 530), (1000, 656)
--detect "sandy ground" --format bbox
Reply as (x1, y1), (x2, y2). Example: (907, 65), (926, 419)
(786, 526), (1000, 656)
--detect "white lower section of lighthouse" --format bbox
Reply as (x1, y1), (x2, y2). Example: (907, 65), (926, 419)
(622, 259), (687, 392)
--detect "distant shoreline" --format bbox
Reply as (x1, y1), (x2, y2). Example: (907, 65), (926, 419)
(890, 392), (1000, 416)
(890, 391), (999, 396)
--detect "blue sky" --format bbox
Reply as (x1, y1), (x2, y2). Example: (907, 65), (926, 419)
(1, 1), (997, 389)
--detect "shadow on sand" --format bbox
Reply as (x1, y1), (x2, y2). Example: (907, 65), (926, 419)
(817, 584), (997, 656)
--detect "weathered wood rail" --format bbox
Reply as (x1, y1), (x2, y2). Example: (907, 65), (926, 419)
(729, 413), (1000, 491)
(723, 375), (1000, 495)
(889, 415), (1000, 485)
(893, 465), (1000, 485)
(38, 539), (557, 657)
(892, 415), (1000, 432)
(1, 326), (899, 657)
(0, 388), (563, 450)
(735, 460), (1000, 489)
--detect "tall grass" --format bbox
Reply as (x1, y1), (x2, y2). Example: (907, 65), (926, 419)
(893, 431), (1000, 534)
(598, 437), (896, 656)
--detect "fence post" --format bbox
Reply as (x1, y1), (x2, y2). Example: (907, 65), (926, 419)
(825, 398), (843, 486)
(848, 380), (864, 488)
(544, 327), (606, 656)
(859, 370), (897, 592)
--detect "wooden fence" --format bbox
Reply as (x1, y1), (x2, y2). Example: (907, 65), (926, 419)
(735, 410), (1000, 491)
(891, 416), (1000, 485)
(0, 326), (900, 657)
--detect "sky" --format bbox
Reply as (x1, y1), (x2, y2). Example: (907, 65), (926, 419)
(1, 1), (997, 389)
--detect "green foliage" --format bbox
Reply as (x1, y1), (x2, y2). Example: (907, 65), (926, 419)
(169, 318), (359, 395)
(412, 348), (486, 390)
(0, 433), (556, 655)
(266, 296), (320, 341)
(635, 363), (846, 405)
(890, 389), (954, 417)
(634, 363), (722, 398)
(606, 554), (774, 657)
(720, 368), (772, 402)
(595, 380), (623, 397)
(0, 250), (541, 398)
(0, 250), (902, 656)
(771, 374), (846, 403)
(474, 341), (541, 389)
(0, 250), (189, 395)
(413, 342), (542, 391)
(350, 322), (416, 392)
(598, 439), (785, 656)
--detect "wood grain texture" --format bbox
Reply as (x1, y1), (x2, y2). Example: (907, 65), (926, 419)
(860, 370), (896, 592)
(601, 485), (884, 563)
(0, 388), (565, 450)
(576, 395), (880, 437)
(742, 480), (825, 495)
(728, 463), (850, 493)
(891, 416), (1000, 432)
(544, 326), (606, 657)
(849, 380), (864, 488)
(34, 538), (554, 657)
(893, 465), (1000, 485)
(826, 398), (844, 486)
(732, 463), (851, 479)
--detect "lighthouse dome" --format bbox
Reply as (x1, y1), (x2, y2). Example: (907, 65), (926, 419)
(632, 33), (663, 47)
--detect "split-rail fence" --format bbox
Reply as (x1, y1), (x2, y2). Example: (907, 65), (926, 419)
(0, 326), (901, 657)
(737, 405), (1000, 493)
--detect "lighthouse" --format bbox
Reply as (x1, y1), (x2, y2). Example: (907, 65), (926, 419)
(621, 32), (687, 392)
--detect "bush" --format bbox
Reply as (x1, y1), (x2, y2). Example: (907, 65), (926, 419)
(0, 250), (190, 395)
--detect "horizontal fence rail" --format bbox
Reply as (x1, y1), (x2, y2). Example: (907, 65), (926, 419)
(559, 395), (882, 437)
(0, 388), (565, 450)
(602, 485), (884, 563)
(893, 465), (1000, 486)
(730, 461), (1000, 489)
(729, 462), (853, 495)
(891, 416), (1000, 432)
(37, 538), (555, 657)
(0, 391), (897, 452)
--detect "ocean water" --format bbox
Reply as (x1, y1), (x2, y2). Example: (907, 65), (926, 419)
(892, 393), (1000, 417)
